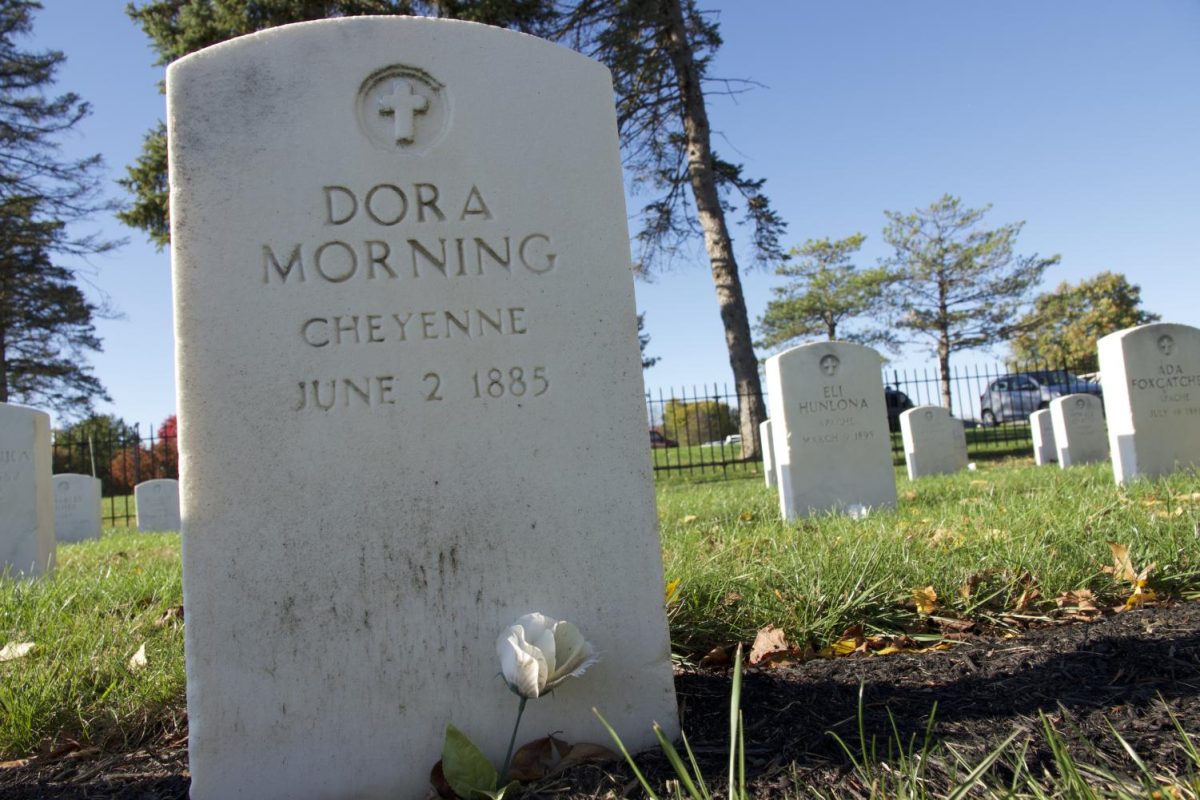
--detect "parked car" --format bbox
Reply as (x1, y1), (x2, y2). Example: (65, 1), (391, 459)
(885, 387), (914, 433)
(650, 429), (678, 448)
(978, 370), (1102, 426)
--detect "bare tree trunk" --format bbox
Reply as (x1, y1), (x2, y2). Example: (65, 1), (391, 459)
(661, 0), (766, 459)
(938, 338), (952, 413)
(0, 328), (7, 403)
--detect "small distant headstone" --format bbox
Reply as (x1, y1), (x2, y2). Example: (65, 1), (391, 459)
(765, 341), (896, 519)
(1098, 322), (1200, 483)
(760, 419), (777, 488)
(0, 403), (54, 577)
(1030, 408), (1057, 465)
(54, 473), (102, 543)
(1050, 393), (1108, 468)
(899, 405), (967, 479)
(135, 479), (180, 532)
(168, 18), (677, 798)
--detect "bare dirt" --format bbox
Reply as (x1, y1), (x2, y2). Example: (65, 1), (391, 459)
(4, 603), (1199, 799)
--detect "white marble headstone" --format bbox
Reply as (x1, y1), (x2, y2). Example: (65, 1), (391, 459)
(54, 473), (102, 543)
(765, 341), (896, 519)
(1030, 408), (1057, 465)
(134, 479), (180, 532)
(899, 406), (967, 480)
(1099, 322), (1200, 483)
(0, 403), (54, 577)
(1050, 393), (1108, 468)
(168, 18), (677, 799)
(760, 419), (777, 488)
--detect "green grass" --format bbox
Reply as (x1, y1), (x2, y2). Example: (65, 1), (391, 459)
(659, 461), (1200, 655)
(0, 531), (184, 757)
(3, 461), (1200, 764)
(102, 494), (137, 528)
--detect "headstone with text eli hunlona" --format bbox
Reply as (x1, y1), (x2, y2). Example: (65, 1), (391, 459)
(168, 18), (678, 800)
(764, 342), (896, 519)
(1098, 322), (1200, 484)
(0, 402), (54, 577)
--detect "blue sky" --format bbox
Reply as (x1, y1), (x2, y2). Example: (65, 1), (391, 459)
(28, 1), (1200, 429)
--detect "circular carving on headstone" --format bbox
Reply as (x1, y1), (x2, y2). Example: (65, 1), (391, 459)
(1157, 334), (1175, 357)
(1074, 397), (1086, 409)
(357, 65), (449, 155)
(57, 480), (69, 492)
(818, 354), (840, 377)
(924, 409), (933, 420)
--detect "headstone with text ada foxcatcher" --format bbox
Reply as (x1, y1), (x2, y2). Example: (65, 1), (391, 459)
(168, 18), (677, 800)
(1098, 322), (1200, 483)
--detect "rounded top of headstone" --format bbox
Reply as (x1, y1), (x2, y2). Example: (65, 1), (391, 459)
(167, 16), (605, 82)
(1098, 321), (1200, 349)
(765, 340), (886, 370)
(899, 404), (949, 422)
(0, 401), (51, 425)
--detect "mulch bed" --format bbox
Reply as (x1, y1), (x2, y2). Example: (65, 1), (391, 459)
(4, 603), (1199, 799)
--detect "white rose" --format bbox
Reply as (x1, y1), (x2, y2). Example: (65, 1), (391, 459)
(496, 613), (597, 699)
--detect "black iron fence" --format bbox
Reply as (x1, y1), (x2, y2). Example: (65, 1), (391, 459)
(52, 422), (177, 527)
(647, 359), (1096, 478)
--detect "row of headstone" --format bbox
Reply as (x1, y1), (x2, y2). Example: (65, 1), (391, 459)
(760, 321), (1200, 516)
(1026, 322), (1200, 481)
(2, 402), (184, 577)
(167, 18), (678, 799)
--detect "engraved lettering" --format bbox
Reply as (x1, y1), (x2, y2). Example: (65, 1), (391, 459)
(415, 183), (445, 222)
(393, 313), (414, 341)
(366, 314), (385, 343)
(518, 233), (556, 273)
(365, 184), (408, 225)
(410, 238), (447, 277)
(263, 244), (305, 284)
(324, 186), (357, 224)
(420, 311), (438, 339)
(366, 240), (396, 279)
(302, 318), (330, 348)
(508, 307), (527, 335)
(314, 241), (357, 282)
(475, 237), (510, 273)
(460, 185), (492, 220)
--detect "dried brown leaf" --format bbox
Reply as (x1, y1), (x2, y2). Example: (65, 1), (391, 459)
(748, 625), (789, 666)
(0, 642), (34, 662)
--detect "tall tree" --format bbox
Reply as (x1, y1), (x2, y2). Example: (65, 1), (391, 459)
(555, 0), (785, 460)
(637, 312), (658, 369)
(121, 0), (557, 245)
(1009, 271), (1159, 372)
(882, 195), (1058, 412)
(0, 0), (117, 416)
(756, 234), (895, 352)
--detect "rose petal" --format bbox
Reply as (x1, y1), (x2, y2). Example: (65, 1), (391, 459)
(550, 621), (589, 679)
(498, 628), (542, 698)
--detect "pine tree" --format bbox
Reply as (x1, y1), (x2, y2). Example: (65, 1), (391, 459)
(882, 195), (1059, 413)
(0, 0), (117, 415)
(556, 0), (786, 459)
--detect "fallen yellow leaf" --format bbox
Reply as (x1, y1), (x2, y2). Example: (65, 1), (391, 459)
(912, 585), (938, 614)
(0, 642), (34, 662)
(128, 643), (148, 672)
(664, 579), (681, 606)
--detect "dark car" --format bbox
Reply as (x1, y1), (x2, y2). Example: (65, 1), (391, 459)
(885, 387), (914, 433)
(650, 429), (678, 448)
(979, 370), (1103, 426)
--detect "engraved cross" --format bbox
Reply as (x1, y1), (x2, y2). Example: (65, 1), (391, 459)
(378, 80), (429, 144)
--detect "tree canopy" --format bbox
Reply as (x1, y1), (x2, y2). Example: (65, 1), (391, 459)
(756, 234), (895, 353)
(0, 0), (118, 416)
(883, 195), (1059, 411)
(1008, 271), (1159, 372)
